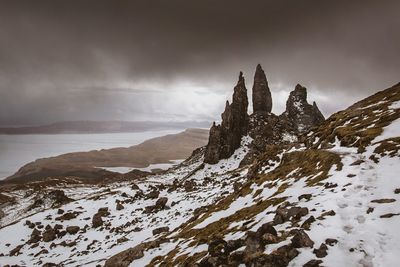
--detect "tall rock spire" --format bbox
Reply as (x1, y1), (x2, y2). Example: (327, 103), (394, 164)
(204, 72), (249, 164)
(252, 64), (272, 113)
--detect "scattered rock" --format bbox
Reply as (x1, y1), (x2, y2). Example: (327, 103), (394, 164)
(298, 194), (312, 201)
(152, 227), (169, 235)
(104, 244), (145, 267)
(42, 228), (57, 242)
(303, 259), (323, 267)
(301, 216), (316, 230)
(28, 228), (41, 244)
(380, 213), (400, 218)
(291, 230), (314, 248)
(55, 211), (79, 221)
(155, 197), (168, 210)
(66, 226), (80, 235)
(146, 190), (160, 199)
(208, 238), (228, 257)
(9, 244), (23, 256)
(371, 198), (396, 204)
(116, 202), (124, 210)
(92, 207), (110, 228)
(313, 243), (328, 258)
(325, 238), (338, 246)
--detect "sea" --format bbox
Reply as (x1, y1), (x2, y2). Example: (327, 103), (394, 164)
(0, 130), (181, 180)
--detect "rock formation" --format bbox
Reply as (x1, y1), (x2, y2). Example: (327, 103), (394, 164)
(282, 84), (325, 133)
(204, 72), (249, 164)
(205, 65), (325, 165)
(252, 64), (272, 113)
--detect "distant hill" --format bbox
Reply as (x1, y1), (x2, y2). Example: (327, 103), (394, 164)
(0, 120), (211, 134)
(5, 128), (209, 183)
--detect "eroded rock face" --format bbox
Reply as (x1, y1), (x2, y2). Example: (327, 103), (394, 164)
(252, 64), (272, 113)
(282, 84), (325, 133)
(204, 72), (249, 164)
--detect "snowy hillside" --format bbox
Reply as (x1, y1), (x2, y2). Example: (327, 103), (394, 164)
(0, 83), (399, 267)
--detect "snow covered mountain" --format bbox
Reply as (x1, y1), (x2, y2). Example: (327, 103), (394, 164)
(0, 68), (399, 267)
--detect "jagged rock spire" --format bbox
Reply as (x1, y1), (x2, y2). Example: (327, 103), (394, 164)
(252, 64), (272, 113)
(284, 84), (325, 133)
(204, 72), (249, 164)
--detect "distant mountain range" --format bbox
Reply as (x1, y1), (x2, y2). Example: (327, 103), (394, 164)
(0, 120), (211, 134)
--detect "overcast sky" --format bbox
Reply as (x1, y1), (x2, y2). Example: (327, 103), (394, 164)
(0, 0), (399, 126)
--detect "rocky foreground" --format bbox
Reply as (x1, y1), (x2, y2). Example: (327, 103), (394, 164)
(0, 66), (399, 267)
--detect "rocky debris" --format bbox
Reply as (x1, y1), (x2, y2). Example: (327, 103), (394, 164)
(66, 226), (80, 235)
(55, 211), (80, 221)
(313, 243), (328, 258)
(184, 180), (197, 192)
(25, 220), (36, 229)
(47, 190), (73, 207)
(145, 197), (168, 213)
(395, 188), (400, 194)
(146, 189), (160, 199)
(325, 238), (338, 246)
(317, 210), (336, 219)
(208, 238), (228, 257)
(252, 64), (272, 113)
(28, 228), (42, 244)
(116, 202), (124, 210)
(273, 205), (309, 225)
(34, 248), (49, 257)
(92, 207), (110, 228)
(380, 213), (400, 218)
(304, 259), (323, 267)
(291, 230), (314, 248)
(42, 226), (57, 242)
(371, 198), (396, 203)
(155, 197), (168, 209)
(152, 226), (169, 235)
(281, 84), (325, 133)
(9, 244), (23, 256)
(301, 216), (316, 230)
(298, 194), (312, 201)
(204, 72), (249, 164)
(104, 243), (145, 267)
(104, 240), (166, 267)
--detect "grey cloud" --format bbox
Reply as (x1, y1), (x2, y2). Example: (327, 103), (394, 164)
(0, 0), (399, 125)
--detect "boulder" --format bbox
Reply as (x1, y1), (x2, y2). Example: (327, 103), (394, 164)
(152, 227), (169, 235)
(291, 230), (314, 248)
(66, 226), (80, 235)
(42, 228), (57, 242)
(104, 244), (145, 267)
(313, 243), (328, 258)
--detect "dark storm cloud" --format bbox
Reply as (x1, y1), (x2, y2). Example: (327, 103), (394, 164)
(0, 0), (399, 125)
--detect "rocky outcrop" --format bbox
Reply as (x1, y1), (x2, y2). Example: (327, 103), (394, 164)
(205, 65), (325, 165)
(282, 84), (325, 133)
(204, 72), (249, 163)
(252, 64), (272, 113)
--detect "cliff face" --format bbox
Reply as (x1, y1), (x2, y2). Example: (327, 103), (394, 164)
(205, 65), (325, 164)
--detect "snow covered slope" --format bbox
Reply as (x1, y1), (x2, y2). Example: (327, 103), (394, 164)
(0, 83), (399, 267)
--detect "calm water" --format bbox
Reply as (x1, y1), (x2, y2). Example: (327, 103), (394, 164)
(0, 130), (181, 180)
